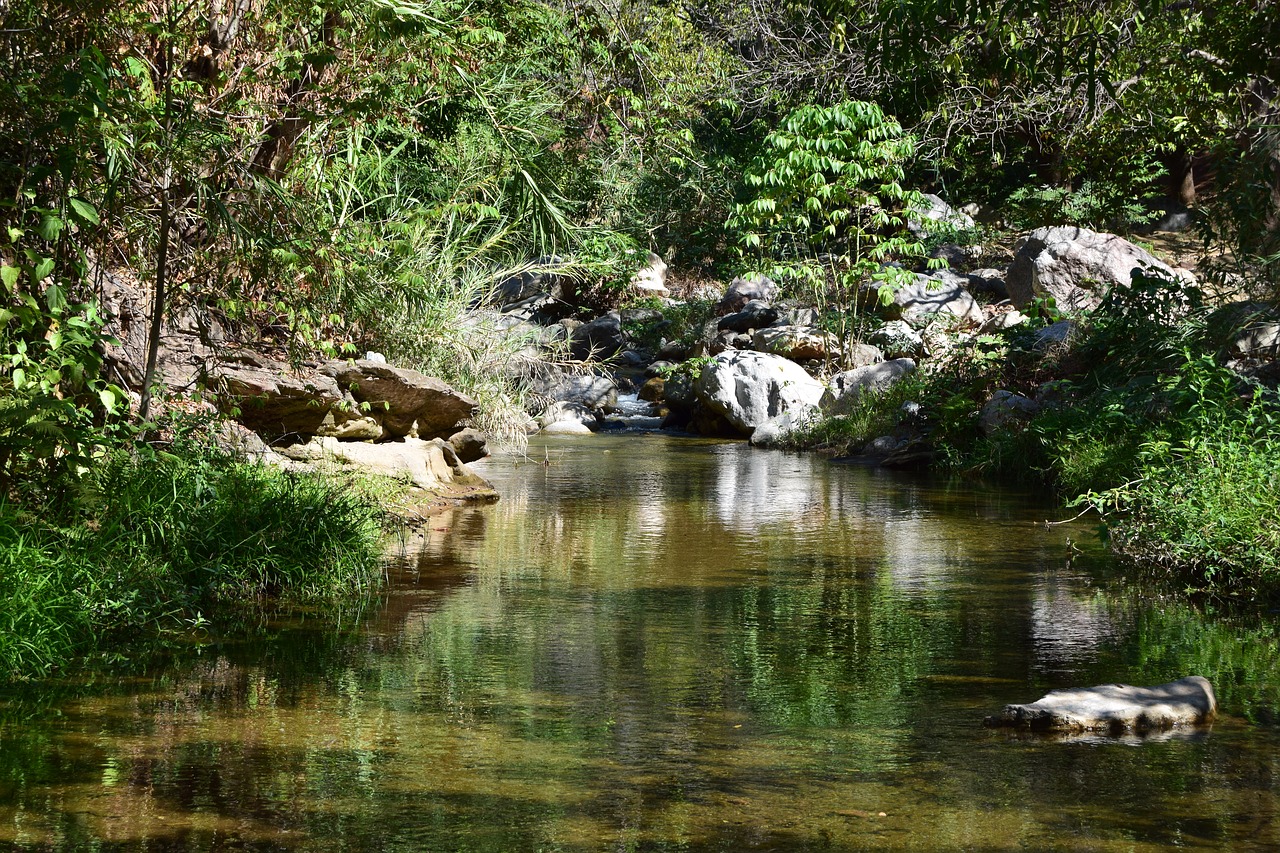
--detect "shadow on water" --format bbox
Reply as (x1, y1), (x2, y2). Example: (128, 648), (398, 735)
(2, 433), (1280, 850)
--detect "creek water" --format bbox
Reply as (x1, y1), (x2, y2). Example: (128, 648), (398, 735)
(3, 433), (1280, 851)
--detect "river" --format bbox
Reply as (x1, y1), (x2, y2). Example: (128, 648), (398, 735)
(2, 434), (1279, 850)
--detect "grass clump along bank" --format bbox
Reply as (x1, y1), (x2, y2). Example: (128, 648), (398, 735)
(0, 442), (384, 682)
(788, 277), (1280, 598)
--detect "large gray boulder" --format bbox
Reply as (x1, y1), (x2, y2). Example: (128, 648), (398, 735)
(882, 273), (984, 326)
(695, 350), (824, 435)
(718, 274), (779, 315)
(1007, 226), (1196, 313)
(718, 299), (779, 333)
(319, 360), (478, 439)
(821, 359), (917, 414)
(751, 325), (837, 361)
(985, 676), (1217, 734)
(570, 312), (625, 360)
(209, 351), (347, 437)
(908, 193), (975, 238)
(528, 370), (618, 412)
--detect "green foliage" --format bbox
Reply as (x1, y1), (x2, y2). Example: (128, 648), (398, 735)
(783, 374), (925, 455)
(1071, 365), (1280, 592)
(728, 101), (924, 268)
(1008, 156), (1172, 233)
(0, 272), (128, 499)
(0, 445), (384, 681)
(726, 101), (932, 366)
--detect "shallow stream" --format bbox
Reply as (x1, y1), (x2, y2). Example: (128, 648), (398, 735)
(3, 434), (1280, 850)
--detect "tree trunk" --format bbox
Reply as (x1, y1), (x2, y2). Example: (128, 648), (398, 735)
(1170, 148), (1196, 207)
(138, 165), (171, 424)
(250, 10), (339, 179)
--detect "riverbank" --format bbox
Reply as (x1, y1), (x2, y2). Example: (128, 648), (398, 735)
(8, 433), (1280, 851)
(0, 413), (501, 683)
(513, 224), (1280, 601)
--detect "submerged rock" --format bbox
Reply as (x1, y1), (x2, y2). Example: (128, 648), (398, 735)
(984, 676), (1217, 735)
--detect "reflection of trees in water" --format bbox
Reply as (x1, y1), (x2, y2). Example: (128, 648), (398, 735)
(1030, 577), (1121, 676)
(7, 437), (1280, 849)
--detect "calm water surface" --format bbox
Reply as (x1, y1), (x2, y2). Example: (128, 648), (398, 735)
(3, 434), (1280, 851)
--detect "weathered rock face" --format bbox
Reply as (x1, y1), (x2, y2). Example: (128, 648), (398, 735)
(695, 350), (825, 435)
(821, 359), (917, 414)
(717, 274), (779, 315)
(978, 390), (1040, 435)
(844, 342), (887, 369)
(870, 321), (924, 359)
(208, 354), (479, 443)
(908, 192), (975, 238)
(751, 325), (837, 361)
(98, 266), (223, 393)
(1007, 226), (1196, 313)
(570, 312), (625, 360)
(277, 436), (493, 495)
(985, 676), (1217, 734)
(447, 427), (490, 463)
(883, 273), (984, 326)
(208, 351), (348, 436)
(319, 360), (479, 439)
(630, 252), (670, 296)
(718, 300), (780, 334)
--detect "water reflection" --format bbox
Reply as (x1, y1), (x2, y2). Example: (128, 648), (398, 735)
(1, 435), (1279, 851)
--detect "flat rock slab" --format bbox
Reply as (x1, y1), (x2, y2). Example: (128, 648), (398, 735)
(985, 676), (1216, 735)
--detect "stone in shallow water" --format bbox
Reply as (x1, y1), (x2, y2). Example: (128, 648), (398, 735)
(984, 676), (1216, 734)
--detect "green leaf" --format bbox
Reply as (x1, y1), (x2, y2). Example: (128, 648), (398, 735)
(69, 197), (100, 225)
(33, 258), (55, 282)
(36, 214), (65, 242)
(45, 283), (66, 313)
(99, 388), (118, 412)
(0, 264), (17, 291)
(12, 367), (25, 389)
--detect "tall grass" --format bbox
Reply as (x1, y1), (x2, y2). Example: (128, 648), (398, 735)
(0, 451), (384, 681)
